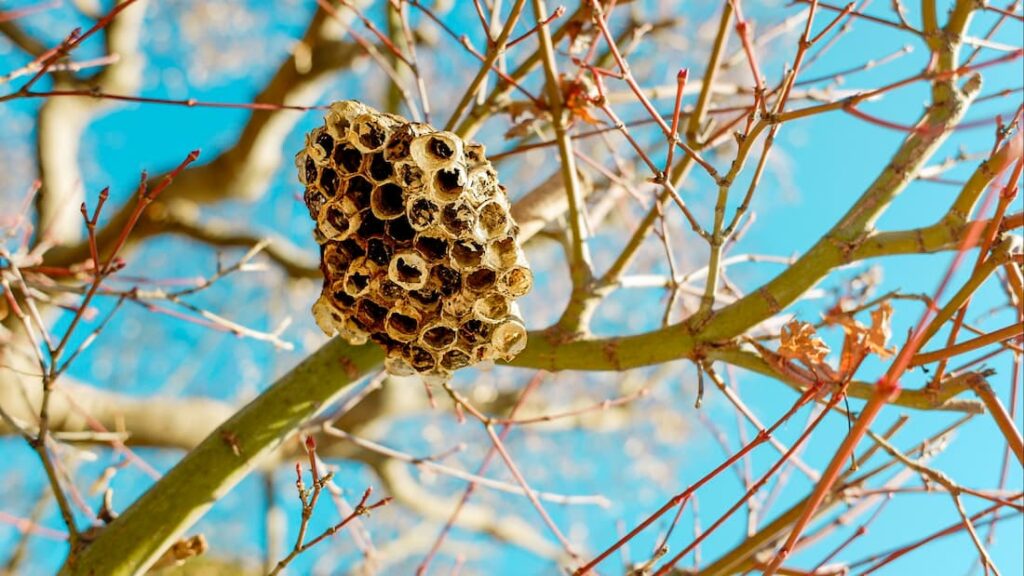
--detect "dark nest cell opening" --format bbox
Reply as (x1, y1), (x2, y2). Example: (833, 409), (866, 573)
(408, 197), (439, 229)
(387, 217), (416, 242)
(409, 346), (436, 370)
(338, 238), (365, 260)
(366, 238), (392, 266)
(334, 144), (363, 173)
(440, 349), (471, 371)
(344, 271), (371, 295)
(385, 128), (413, 161)
(304, 157), (318, 184)
(395, 256), (425, 284)
(451, 240), (483, 268)
(400, 164), (424, 189)
(316, 131), (334, 155)
(320, 168), (339, 197)
(324, 206), (349, 235)
(331, 112), (353, 133)
(465, 267), (497, 292)
(346, 176), (373, 210)
(415, 235), (448, 261)
(323, 243), (348, 270)
(356, 299), (388, 329)
(331, 287), (356, 308)
(465, 144), (483, 163)
(459, 318), (492, 345)
(368, 153), (394, 182)
(304, 189), (325, 219)
(387, 313), (419, 336)
(357, 211), (385, 238)
(428, 136), (454, 160)
(371, 183), (405, 219)
(441, 203), (475, 236)
(434, 168), (464, 200)
(433, 265), (461, 296)
(359, 125), (386, 150)
(422, 325), (456, 350)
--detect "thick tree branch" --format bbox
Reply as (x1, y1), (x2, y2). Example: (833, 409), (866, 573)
(62, 340), (384, 575)
(509, 218), (1017, 372)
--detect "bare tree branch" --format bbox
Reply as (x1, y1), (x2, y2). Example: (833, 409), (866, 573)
(42, 5), (366, 265)
(34, 0), (147, 246)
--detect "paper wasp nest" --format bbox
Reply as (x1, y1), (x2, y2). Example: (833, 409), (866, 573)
(297, 101), (531, 380)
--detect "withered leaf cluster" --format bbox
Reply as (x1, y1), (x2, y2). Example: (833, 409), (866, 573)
(297, 101), (532, 381)
(778, 320), (831, 366)
(826, 301), (896, 376)
(777, 302), (897, 380)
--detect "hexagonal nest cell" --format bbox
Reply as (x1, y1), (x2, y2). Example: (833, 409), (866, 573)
(297, 100), (532, 381)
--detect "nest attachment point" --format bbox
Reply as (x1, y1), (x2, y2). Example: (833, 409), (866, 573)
(297, 100), (532, 381)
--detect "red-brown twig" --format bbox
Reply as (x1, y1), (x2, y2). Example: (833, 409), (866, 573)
(269, 437), (390, 575)
(587, 0), (721, 181)
(1, 0), (141, 99)
(574, 383), (825, 574)
(653, 385), (848, 575)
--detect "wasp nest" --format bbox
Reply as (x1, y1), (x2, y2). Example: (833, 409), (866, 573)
(298, 101), (532, 380)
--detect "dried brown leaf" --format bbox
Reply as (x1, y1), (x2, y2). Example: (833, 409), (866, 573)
(865, 301), (895, 358)
(825, 301), (896, 378)
(779, 320), (831, 365)
(560, 75), (602, 126)
(829, 301), (896, 360)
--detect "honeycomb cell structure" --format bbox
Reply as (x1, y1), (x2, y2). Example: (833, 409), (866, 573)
(298, 100), (532, 380)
